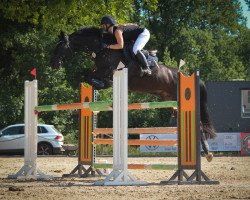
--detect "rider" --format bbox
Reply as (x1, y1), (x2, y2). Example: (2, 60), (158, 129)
(100, 16), (152, 76)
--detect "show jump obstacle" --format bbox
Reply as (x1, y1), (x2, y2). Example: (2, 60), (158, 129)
(78, 68), (218, 185)
(8, 67), (218, 185)
(77, 68), (218, 185)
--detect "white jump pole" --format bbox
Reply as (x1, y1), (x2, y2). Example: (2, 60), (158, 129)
(95, 68), (147, 186)
(8, 80), (51, 179)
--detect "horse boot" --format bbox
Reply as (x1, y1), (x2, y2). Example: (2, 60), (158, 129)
(136, 50), (152, 76)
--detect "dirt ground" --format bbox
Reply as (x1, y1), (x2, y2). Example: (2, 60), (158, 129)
(0, 156), (249, 200)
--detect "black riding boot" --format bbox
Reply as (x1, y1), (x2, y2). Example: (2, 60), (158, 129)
(136, 50), (152, 76)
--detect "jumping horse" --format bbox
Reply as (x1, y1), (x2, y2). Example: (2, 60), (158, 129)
(50, 26), (216, 161)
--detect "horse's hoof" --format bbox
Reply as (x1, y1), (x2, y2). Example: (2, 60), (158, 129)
(205, 153), (213, 162)
(140, 71), (144, 77)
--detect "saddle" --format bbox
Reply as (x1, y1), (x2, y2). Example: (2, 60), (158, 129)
(123, 43), (159, 69)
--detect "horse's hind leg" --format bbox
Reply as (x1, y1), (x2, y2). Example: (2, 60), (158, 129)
(201, 129), (213, 162)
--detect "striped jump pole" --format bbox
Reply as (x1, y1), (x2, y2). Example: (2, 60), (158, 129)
(95, 68), (147, 186)
(93, 139), (178, 146)
(93, 127), (178, 135)
(93, 163), (177, 170)
(35, 100), (177, 112)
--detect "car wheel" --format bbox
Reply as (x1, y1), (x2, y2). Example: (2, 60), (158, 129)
(38, 143), (53, 155)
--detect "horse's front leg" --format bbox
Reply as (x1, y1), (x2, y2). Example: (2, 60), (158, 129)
(87, 68), (112, 89)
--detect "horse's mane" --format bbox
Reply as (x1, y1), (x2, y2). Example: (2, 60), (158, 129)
(74, 26), (102, 37)
(66, 26), (116, 49)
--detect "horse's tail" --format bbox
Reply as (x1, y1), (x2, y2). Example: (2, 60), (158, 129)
(200, 81), (217, 139)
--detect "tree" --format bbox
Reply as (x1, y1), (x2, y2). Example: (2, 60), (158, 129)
(138, 0), (249, 81)
(237, 27), (250, 80)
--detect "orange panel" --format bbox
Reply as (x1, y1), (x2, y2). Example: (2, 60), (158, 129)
(81, 84), (93, 116)
(179, 73), (195, 111)
(179, 72), (196, 167)
(79, 84), (93, 163)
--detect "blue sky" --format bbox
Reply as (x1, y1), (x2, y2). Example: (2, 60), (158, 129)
(240, 0), (250, 28)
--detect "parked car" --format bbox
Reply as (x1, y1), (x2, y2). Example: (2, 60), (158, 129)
(0, 124), (64, 155)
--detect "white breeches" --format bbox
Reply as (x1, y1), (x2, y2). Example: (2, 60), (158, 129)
(132, 28), (150, 55)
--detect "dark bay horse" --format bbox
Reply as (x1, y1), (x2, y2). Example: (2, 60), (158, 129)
(50, 26), (216, 161)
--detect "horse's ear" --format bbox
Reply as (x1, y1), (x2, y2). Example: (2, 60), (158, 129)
(59, 31), (66, 40)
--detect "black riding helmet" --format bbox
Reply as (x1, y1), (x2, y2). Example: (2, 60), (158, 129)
(101, 16), (116, 25)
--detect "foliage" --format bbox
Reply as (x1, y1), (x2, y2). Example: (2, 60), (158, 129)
(237, 27), (250, 80)
(63, 132), (78, 144)
(162, 47), (178, 67)
(169, 28), (246, 80)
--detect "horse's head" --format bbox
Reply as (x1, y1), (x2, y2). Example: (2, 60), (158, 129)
(50, 31), (73, 68)
(50, 27), (105, 68)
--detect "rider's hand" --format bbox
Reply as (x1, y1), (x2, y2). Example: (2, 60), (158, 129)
(101, 43), (110, 49)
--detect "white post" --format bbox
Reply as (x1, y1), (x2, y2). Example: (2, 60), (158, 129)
(95, 68), (147, 186)
(8, 80), (51, 179)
